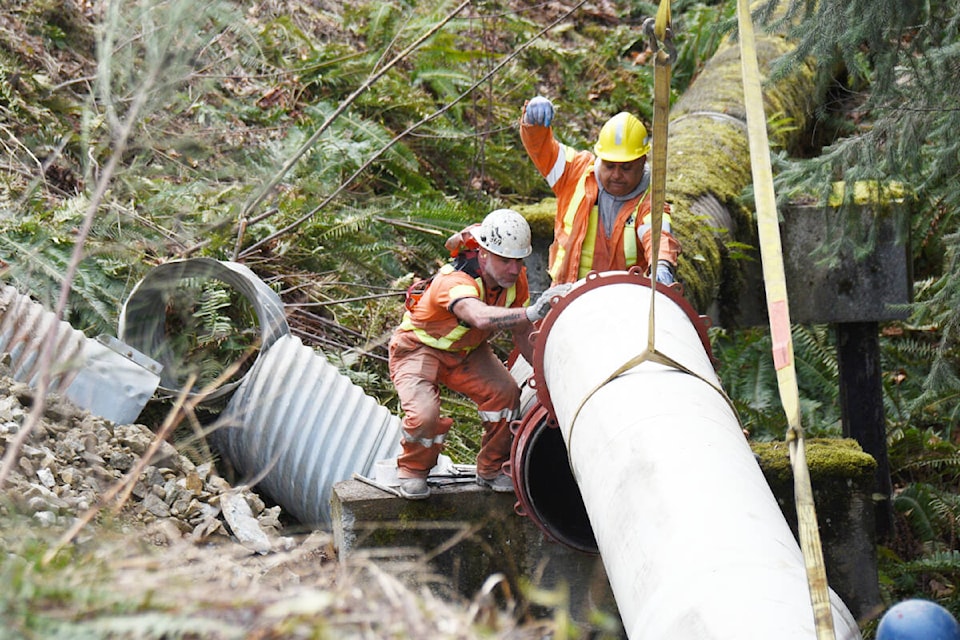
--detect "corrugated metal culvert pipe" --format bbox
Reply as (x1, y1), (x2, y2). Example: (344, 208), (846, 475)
(118, 258), (401, 529)
(118, 258), (290, 404)
(213, 333), (401, 528)
(0, 286), (161, 424)
(510, 269), (861, 640)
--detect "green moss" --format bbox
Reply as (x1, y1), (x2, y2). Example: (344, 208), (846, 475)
(515, 202), (558, 240)
(825, 181), (913, 207)
(657, 27), (819, 318)
(666, 115), (753, 312)
(752, 438), (878, 487)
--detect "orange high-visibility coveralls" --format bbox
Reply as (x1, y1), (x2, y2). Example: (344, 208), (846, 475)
(520, 111), (681, 285)
(388, 264), (530, 481)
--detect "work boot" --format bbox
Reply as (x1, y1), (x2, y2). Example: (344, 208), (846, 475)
(398, 477), (430, 500)
(476, 473), (514, 493)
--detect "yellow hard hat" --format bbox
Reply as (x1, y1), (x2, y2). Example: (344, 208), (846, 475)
(593, 112), (650, 162)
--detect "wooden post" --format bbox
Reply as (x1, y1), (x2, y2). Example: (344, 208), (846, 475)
(836, 321), (894, 540)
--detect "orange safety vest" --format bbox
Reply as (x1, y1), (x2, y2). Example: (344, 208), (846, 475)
(520, 117), (678, 284)
(398, 264), (526, 352)
(553, 168), (647, 282)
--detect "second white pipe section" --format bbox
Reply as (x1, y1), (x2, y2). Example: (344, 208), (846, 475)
(532, 271), (861, 640)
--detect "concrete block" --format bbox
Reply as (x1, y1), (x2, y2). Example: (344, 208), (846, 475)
(331, 479), (623, 635)
(755, 438), (883, 622)
(780, 202), (911, 324)
(332, 439), (881, 629)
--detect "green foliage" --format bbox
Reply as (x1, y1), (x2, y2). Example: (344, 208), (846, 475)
(671, 1), (736, 91)
(4, 0), (960, 629)
(0, 512), (244, 640)
(878, 483), (960, 618)
(0, 198), (141, 335)
(768, 0), (960, 339)
(911, 234), (960, 386)
(710, 324), (841, 440)
(153, 278), (262, 395)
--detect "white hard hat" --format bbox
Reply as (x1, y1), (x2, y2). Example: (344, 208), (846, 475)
(475, 209), (532, 259)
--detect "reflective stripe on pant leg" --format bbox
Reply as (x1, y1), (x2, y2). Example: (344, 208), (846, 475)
(444, 343), (521, 478)
(389, 332), (452, 478)
(402, 430), (447, 449)
(478, 407), (520, 422)
(398, 416), (453, 478)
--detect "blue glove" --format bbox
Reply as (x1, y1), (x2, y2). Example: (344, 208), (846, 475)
(655, 261), (675, 286)
(524, 96), (554, 127)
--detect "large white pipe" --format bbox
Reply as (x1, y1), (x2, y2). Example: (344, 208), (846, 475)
(527, 270), (861, 640)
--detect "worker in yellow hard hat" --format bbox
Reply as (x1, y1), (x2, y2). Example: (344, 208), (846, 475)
(519, 96), (681, 286)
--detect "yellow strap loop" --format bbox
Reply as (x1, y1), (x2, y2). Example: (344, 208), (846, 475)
(565, 345), (740, 463)
(645, 0), (673, 352)
(737, 1), (835, 637)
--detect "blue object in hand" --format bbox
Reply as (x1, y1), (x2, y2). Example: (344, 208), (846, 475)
(524, 96), (554, 127)
(655, 261), (675, 286)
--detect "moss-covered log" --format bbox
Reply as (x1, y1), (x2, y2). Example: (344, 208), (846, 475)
(666, 29), (819, 322)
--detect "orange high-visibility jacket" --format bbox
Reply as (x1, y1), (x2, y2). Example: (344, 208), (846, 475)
(520, 116), (680, 284)
(398, 263), (530, 353)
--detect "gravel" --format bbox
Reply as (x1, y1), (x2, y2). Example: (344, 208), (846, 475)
(0, 368), (547, 638)
(0, 373), (287, 553)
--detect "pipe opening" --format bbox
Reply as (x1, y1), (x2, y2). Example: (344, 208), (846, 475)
(119, 259), (289, 404)
(520, 416), (597, 554)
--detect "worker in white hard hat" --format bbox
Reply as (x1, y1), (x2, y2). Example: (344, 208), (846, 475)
(519, 96), (681, 286)
(389, 208), (572, 500)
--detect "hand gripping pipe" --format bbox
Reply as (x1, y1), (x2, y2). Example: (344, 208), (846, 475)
(509, 269), (861, 640)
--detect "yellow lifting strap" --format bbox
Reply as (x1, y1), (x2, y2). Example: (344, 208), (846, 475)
(643, 0), (674, 352)
(736, 1), (836, 638)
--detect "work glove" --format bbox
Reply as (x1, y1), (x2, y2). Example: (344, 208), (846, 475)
(524, 96), (554, 127)
(655, 261), (676, 286)
(445, 231), (465, 254)
(525, 283), (573, 322)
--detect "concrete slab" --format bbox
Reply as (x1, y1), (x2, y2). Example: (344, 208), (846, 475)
(781, 202), (912, 324)
(331, 479), (624, 635)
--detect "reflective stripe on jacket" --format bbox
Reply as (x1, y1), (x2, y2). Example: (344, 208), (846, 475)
(520, 116), (679, 284)
(554, 168), (647, 281)
(398, 263), (526, 352)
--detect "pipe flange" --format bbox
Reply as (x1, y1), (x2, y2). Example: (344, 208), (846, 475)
(530, 268), (713, 418)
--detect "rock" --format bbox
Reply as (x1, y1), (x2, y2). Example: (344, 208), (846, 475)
(0, 369), (289, 555)
(59, 466), (79, 486)
(34, 510), (58, 526)
(221, 491), (272, 554)
(36, 467), (55, 488)
(107, 450), (136, 472)
(142, 492), (172, 518)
